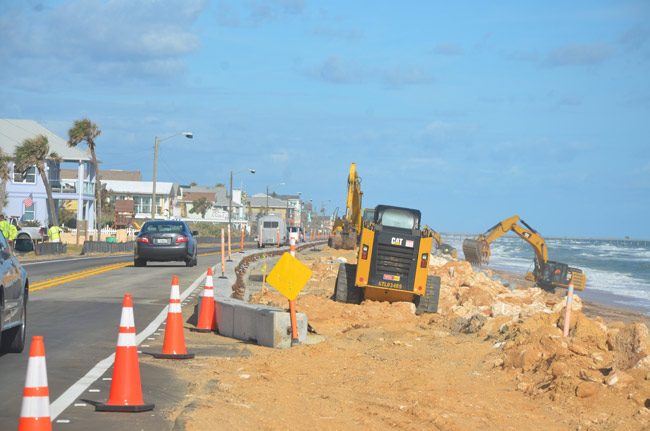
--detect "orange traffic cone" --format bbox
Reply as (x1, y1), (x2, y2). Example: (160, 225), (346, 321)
(18, 336), (51, 431)
(94, 293), (154, 412)
(148, 275), (194, 360)
(193, 268), (216, 333)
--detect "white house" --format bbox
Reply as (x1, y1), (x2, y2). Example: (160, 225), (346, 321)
(103, 180), (179, 220)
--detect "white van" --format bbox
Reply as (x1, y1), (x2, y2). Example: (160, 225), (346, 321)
(258, 215), (286, 247)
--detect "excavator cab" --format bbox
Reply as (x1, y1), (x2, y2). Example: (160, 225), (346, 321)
(534, 259), (586, 290)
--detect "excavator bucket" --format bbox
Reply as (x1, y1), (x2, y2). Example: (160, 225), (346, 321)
(462, 238), (490, 265)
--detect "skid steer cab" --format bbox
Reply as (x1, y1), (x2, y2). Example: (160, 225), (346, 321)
(334, 205), (442, 314)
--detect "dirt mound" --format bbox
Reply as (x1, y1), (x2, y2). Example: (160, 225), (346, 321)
(312, 252), (650, 411)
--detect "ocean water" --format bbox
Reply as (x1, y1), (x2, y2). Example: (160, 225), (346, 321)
(444, 235), (650, 315)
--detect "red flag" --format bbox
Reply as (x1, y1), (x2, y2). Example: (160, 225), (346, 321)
(23, 195), (33, 207)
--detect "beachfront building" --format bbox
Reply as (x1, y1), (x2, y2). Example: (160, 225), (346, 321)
(0, 119), (96, 228)
(247, 193), (290, 221)
(103, 180), (180, 221)
(177, 184), (248, 229)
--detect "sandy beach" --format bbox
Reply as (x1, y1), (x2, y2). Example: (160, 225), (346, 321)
(149, 247), (650, 431)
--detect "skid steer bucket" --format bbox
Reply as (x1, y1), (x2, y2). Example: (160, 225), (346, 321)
(462, 238), (490, 265)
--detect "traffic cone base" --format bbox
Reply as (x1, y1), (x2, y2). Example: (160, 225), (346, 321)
(94, 402), (155, 413)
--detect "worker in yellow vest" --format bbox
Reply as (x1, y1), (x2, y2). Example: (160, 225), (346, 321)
(48, 224), (63, 243)
(0, 214), (10, 241)
(8, 222), (18, 243)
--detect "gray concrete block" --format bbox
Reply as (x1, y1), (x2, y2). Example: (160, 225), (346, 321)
(233, 303), (260, 343)
(215, 298), (236, 338)
(255, 308), (308, 349)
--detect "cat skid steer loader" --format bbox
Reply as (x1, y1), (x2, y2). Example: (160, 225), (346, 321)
(334, 205), (441, 314)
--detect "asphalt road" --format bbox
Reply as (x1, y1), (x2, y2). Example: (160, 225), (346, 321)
(0, 247), (227, 430)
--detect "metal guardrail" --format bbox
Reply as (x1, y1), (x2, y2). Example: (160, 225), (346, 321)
(81, 241), (135, 255)
(34, 242), (67, 256)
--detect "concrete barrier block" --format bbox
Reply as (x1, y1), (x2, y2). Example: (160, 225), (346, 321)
(233, 303), (260, 343)
(255, 309), (308, 349)
(215, 298), (236, 338)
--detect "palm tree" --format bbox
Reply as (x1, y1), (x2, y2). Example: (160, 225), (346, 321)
(0, 148), (11, 212)
(14, 134), (60, 226)
(68, 118), (102, 238)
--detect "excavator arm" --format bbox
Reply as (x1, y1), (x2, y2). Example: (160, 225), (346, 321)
(463, 215), (586, 290)
(330, 163), (363, 250)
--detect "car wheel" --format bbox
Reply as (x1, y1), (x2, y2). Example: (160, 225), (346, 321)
(1, 300), (26, 353)
(134, 258), (146, 267)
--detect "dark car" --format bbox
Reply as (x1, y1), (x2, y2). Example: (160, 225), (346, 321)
(0, 231), (28, 353)
(134, 221), (198, 267)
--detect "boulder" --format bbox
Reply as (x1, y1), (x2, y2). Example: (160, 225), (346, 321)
(491, 301), (522, 319)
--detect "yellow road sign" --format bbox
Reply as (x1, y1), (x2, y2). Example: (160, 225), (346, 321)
(266, 252), (312, 300)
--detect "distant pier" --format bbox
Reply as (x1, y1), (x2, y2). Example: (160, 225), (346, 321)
(440, 233), (650, 248)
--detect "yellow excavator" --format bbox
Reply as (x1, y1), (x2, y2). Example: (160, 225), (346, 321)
(462, 215), (586, 290)
(329, 163), (363, 250)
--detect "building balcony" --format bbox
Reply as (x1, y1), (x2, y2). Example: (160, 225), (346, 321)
(50, 179), (95, 196)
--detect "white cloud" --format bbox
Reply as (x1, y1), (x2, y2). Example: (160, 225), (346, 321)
(382, 67), (433, 87)
(432, 43), (464, 56)
(216, 0), (305, 28)
(0, 0), (207, 86)
(306, 56), (366, 84)
(543, 43), (612, 67)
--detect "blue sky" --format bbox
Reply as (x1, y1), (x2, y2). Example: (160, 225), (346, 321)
(1, 0), (649, 237)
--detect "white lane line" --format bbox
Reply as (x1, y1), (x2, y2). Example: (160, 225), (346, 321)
(49, 265), (215, 421)
(56, 419), (71, 424)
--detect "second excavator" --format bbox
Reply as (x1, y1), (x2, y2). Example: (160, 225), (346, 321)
(329, 163), (363, 250)
(462, 215), (586, 290)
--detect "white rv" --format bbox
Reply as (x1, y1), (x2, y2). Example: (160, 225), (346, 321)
(257, 214), (286, 247)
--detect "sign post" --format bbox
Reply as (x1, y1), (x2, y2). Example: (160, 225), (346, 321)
(266, 253), (313, 347)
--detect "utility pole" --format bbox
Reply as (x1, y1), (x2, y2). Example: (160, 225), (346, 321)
(151, 136), (159, 220)
(228, 170), (233, 232)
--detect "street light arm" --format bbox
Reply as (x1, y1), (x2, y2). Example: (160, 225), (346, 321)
(157, 131), (193, 143)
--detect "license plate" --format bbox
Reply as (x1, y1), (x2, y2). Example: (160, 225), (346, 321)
(154, 238), (171, 245)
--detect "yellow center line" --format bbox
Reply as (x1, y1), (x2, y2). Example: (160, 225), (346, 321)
(30, 262), (129, 287)
(30, 262), (132, 292)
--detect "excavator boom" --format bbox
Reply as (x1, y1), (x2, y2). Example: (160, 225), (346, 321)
(330, 162), (363, 250)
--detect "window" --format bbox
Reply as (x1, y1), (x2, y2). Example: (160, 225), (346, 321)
(133, 196), (151, 214)
(23, 202), (35, 221)
(13, 166), (36, 184)
(142, 222), (185, 234)
(377, 208), (419, 230)
(263, 221), (279, 228)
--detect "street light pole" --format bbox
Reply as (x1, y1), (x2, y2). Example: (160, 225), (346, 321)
(265, 182), (285, 215)
(151, 131), (193, 220)
(229, 170), (233, 230)
(151, 136), (159, 219)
